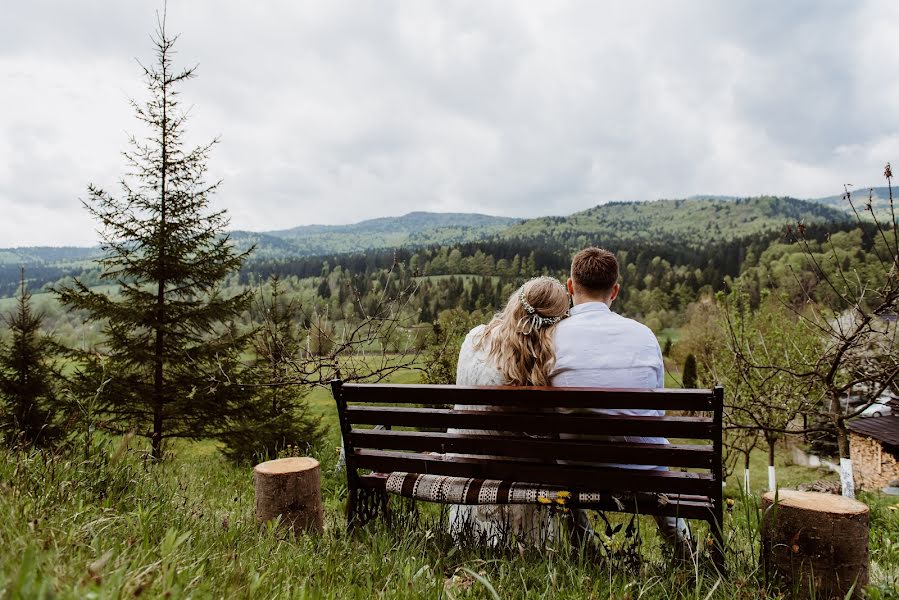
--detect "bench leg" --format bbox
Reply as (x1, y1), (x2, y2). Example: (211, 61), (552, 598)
(347, 486), (390, 531)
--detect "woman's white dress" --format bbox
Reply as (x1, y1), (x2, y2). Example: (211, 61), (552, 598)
(448, 324), (550, 545)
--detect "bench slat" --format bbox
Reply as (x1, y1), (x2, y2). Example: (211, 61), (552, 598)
(345, 406), (715, 439)
(341, 383), (714, 411)
(349, 429), (715, 469)
(349, 449), (718, 496)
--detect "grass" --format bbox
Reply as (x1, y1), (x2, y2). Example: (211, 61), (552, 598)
(2, 373), (898, 598)
(2, 434), (897, 599)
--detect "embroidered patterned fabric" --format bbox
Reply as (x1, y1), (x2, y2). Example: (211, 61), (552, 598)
(385, 472), (605, 505)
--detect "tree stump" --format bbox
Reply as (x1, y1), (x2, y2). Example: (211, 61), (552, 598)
(254, 457), (323, 536)
(761, 490), (868, 599)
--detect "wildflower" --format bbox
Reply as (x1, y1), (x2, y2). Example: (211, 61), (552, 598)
(726, 498), (735, 512)
(555, 491), (571, 499)
(537, 496), (552, 505)
(706, 535), (714, 547)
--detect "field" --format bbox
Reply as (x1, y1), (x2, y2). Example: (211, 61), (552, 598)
(3, 371), (898, 599)
(0, 329), (895, 599)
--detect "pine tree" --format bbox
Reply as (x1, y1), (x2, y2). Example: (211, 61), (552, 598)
(663, 337), (673, 357)
(317, 277), (331, 299)
(682, 353), (698, 389)
(56, 15), (253, 459)
(0, 270), (63, 447)
(219, 278), (325, 463)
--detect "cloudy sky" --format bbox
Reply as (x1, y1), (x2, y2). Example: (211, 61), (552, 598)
(3, 1), (899, 246)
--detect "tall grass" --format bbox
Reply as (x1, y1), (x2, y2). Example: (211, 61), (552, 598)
(1, 431), (897, 598)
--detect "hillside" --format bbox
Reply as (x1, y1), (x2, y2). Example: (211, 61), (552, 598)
(810, 186), (896, 217)
(501, 196), (850, 249)
(230, 211), (521, 258)
(0, 198), (859, 298)
(0, 246), (100, 266)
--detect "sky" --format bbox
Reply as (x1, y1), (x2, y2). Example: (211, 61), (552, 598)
(3, 1), (899, 247)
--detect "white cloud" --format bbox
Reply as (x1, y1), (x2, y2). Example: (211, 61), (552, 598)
(1, 0), (898, 246)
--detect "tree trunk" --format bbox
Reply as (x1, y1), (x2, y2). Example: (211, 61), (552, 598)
(254, 457), (323, 536)
(766, 435), (777, 492)
(802, 413), (808, 443)
(834, 420), (855, 498)
(743, 451), (752, 494)
(761, 490), (868, 599)
(152, 37), (169, 463)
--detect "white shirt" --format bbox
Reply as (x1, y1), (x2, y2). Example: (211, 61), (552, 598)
(550, 301), (667, 468)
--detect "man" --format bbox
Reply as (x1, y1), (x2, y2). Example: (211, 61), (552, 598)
(550, 247), (690, 547)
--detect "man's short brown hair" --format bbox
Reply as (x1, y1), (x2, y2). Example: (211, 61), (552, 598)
(571, 247), (619, 294)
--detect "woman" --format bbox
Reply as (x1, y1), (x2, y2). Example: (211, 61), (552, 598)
(449, 276), (570, 545)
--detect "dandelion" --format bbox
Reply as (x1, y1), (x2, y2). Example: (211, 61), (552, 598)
(726, 498), (735, 512)
(537, 496), (552, 505)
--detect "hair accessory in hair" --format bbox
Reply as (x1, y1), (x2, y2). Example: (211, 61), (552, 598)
(517, 277), (568, 334)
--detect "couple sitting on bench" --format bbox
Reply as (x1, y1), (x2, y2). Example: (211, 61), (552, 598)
(449, 247), (691, 549)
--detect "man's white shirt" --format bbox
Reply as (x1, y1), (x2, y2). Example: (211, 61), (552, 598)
(550, 301), (667, 469)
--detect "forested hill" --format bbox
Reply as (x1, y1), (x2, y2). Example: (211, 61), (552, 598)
(810, 186), (895, 216)
(0, 212), (518, 295)
(230, 212), (520, 258)
(0, 197), (859, 298)
(500, 196), (850, 249)
(0, 212), (518, 267)
(0, 247), (99, 266)
(242, 195), (866, 333)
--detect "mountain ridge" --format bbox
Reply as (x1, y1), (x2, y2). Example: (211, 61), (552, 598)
(1, 189), (884, 266)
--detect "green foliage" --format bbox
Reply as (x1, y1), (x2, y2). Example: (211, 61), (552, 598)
(813, 186), (897, 220)
(54, 21), (253, 459)
(681, 354), (698, 389)
(1, 432), (897, 598)
(218, 279), (326, 464)
(422, 308), (489, 385)
(718, 292), (827, 472)
(0, 272), (64, 447)
(502, 196), (848, 248)
(229, 212), (519, 259)
(735, 228), (886, 310)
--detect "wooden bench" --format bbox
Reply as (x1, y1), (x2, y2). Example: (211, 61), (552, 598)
(331, 381), (725, 569)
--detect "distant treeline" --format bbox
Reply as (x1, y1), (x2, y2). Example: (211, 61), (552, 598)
(235, 220), (867, 331)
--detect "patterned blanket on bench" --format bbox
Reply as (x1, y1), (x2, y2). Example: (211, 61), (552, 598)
(385, 471), (613, 506)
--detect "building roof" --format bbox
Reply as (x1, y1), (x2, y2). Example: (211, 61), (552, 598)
(847, 414), (899, 447)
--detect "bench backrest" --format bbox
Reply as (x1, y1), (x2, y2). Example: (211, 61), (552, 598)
(332, 382), (724, 499)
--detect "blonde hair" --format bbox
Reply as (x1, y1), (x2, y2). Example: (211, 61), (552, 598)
(476, 276), (569, 387)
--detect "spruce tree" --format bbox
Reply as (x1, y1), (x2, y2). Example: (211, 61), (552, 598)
(57, 16), (252, 458)
(662, 337), (672, 357)
(0, 270), (62, 447)
(682, 353), (698, 389)
(219, 278), (325, 463)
